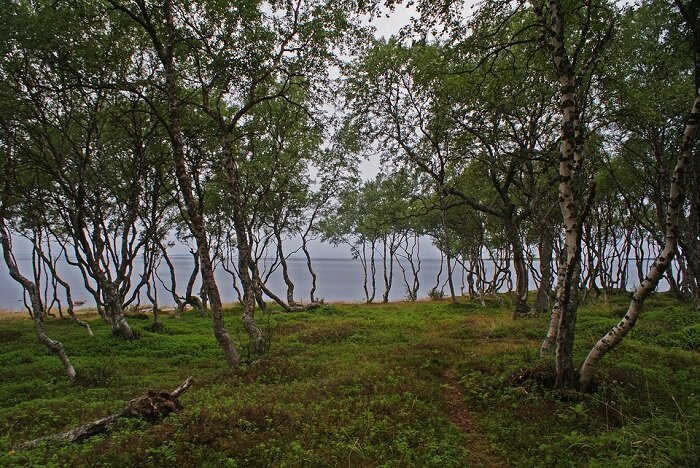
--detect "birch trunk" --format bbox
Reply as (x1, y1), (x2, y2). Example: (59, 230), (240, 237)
(541, 254), (566, 355)
(302, 238), (318, 303)
(506, 221), (531, 318)
(102, 282), (135, 340)
(534, 229), (554, 313)
(222, 135), (265, 357)
(0, 217), (76, 380)
(275, 227), (298, 308)
(35, 246), (92, 336)
(382, 238), (396, 303)
(157, 242), (184, 317)
(536, 0), (590, 389)
(579, 93), (700, 391)
(163, 1), (240, 367)
(360, 241), (370, 303)
(369, 240), (377, 303)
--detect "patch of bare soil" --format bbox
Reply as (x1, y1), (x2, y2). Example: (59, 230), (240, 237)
(441, 369), (505, 467)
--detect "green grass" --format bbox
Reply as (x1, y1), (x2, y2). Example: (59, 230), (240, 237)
(0, 294), (699, 466)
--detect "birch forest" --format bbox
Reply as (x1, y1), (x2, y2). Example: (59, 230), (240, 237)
(1, 0), (699, 465)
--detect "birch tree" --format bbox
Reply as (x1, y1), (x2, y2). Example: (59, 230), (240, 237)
(578, 0), (700, 390)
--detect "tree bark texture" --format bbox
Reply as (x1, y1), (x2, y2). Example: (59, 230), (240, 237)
(579, 94), (700, 390)
(0, 219), (76, 380)
(162, 1), (240, 367)
(537, 0), (590, 389)
(222, 135), (265, 357)
(19, 377), (193, 449)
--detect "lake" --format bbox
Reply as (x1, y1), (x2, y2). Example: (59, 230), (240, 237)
(0, 255), (655, 311)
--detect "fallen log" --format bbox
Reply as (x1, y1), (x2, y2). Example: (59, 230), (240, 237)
(286, 302), (324, 312)
(19, 376), (193, 449)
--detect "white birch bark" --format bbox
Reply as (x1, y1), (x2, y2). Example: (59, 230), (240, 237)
(579, 93), (700, 390)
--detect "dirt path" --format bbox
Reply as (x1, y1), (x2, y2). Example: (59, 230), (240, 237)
(441, 369), (505, 467)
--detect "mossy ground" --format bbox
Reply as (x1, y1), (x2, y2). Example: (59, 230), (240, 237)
(0, 293), (698, 466)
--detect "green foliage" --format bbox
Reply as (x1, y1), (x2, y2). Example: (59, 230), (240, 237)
(427, 287), (445, 301)
(0, 297), (698, 466)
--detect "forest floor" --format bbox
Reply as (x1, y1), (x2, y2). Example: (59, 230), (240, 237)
(0, 293), (699, 466)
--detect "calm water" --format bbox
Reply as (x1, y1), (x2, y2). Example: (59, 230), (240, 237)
(0, 255), (657, 311)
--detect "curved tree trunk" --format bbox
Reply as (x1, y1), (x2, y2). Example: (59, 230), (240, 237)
(274, 226), (298, 308)
(534, 229), (554, 314)
(0, 215), (76, 380)
(446, 253), (457, 303)
(102, 282), (135, 340)
(541, 254), (566, 356)
(579, 93), (700, 391)
(369, 239), (377, 303)
(360, 241), (370, 303)
(382, 237), (396, 303)
(302, 239), (318, 303)
(162, 1), (240, 367)
(222, 135), (265, 357)
(535, 0), (604, 389)
(506, 221), (531, 319)
(34, 244), (93, 336)
(157, 242), (184, 317)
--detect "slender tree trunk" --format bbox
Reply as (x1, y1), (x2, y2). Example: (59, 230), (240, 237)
(162, 1), (240, 367)
(534, 228), (554, 313)
(438, 195), (457, 304)
(433, 251), (445, 298)
(369, 240), (377, 303)
(446, 253), (457, 303)
(183, 249), (201, 314)
(34, 245), (93, 336)
(398, 234), (421, 301)
(541, 253), (566, 356)
(579, 93), (700, 391)
(222, 135), (265, 356)
(467, 261), (476, 299)
(302, 239), (318, 303)
(412, 236), (421, 300)
(300, 207), (320, 304)
(61, 279), (92, 336)
(62, 216), (133, 337)
(250, 261), (290, 312)
(146, 279), (160, 330)
(360, 241), (370, 303)
(157, 242), (184, 317)
(382, 237), (395, 303)
(0, 217), (76, 380)
(275, 227), (297, 308)
(536, 0), (599, 389)
(245, 262), (266, 311)
(506, 221), (530, 318)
